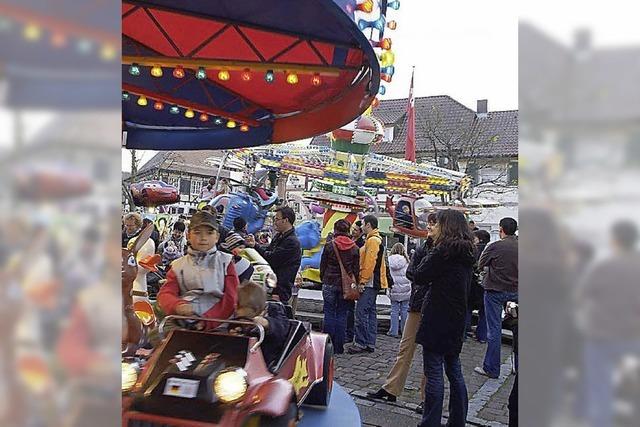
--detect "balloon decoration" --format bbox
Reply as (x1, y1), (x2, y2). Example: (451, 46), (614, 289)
(350, 0), (401, 108)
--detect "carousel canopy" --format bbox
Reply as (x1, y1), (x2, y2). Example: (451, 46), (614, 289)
(122, 0), (380, 150)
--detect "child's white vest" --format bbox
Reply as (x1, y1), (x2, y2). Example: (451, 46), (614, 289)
(170, 248), (233, 316)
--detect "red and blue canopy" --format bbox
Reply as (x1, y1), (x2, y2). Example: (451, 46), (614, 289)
(122, 0), (380, 150)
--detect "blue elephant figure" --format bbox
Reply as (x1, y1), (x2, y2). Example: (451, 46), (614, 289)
(296, 220), (323, 271)
(295, 220), (322, 250)
(209, 193), (268, 235)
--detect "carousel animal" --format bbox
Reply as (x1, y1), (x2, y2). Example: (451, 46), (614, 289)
(122, 224), (156, 356)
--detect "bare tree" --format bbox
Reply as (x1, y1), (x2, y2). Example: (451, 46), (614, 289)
(420, 105), (513, 198)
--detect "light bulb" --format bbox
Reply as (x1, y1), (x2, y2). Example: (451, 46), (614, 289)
(240, 124), (249, 132)
(173, 66), (185, 79)
(185, 109), (195, 118)
(286, 72), (299, 85)
(241, 69), (252, 81)
(23, 24), (41, 41)
(122, 92), (130, 101)
(199, 113), (209, 122)
(226, 120), (237, 128)
(154, 101), (164, 110)
(170, 105), (180, 115)
(137, 95), (148, 106)
(214, 117), (224, 126)
(311, 74), (322, 86)
(218, 70), (230, 81)
(151, 66), (163, 77)
(265, 70), (275, 83)
(196, 67), (207, 80)
(129, 63), (141, 76)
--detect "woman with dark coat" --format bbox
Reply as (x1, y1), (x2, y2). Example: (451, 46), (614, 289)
(319, 219), (360, 354)
(415, 209), (476, 427)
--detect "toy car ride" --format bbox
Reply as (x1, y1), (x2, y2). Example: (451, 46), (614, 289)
(122, 314), (334, 427)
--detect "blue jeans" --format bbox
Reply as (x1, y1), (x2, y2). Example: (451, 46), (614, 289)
(322, 284), (349, 354)
(389, 300), (409, 337)
(482, 290), (518, 377)
(345, 300), (355, 342)
(475, 304), (487, 342)
(584, 339), (640, 427)
(354, 287), (377, 349)
(420, 350), (468, 427)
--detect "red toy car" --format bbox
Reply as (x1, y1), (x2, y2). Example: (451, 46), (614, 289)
(130, 180), (180, 207)
(122, 314), (334, 426)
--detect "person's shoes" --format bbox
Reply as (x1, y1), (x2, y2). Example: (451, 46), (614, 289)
(386, 332), (399, 338)
(347, 345), (369, 354)
(415, 401), (424, 414)
(366, 388), (397, 402)
(474, 366), (498, 379)
(476, 339), (487, 344)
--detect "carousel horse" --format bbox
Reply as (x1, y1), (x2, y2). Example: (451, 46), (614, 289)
(122, 224), (157, 356)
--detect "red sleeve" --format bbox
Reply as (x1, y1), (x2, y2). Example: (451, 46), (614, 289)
(56, 305), (101, 375)
(158, 268), (183, 315)
(202, 261), (239, 329)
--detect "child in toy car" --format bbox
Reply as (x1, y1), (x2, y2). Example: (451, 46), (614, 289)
(157, 211), (239, 331)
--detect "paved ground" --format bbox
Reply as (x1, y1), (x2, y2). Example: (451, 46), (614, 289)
(334, 335), (515, 427)
(296, 291), (515, 426)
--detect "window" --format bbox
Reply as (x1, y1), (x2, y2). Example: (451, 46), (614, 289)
(168, 176), (179, 188)
(191, 180), (202, 195)
(507, 161), (518, 186)
(179, 178), (191, 195)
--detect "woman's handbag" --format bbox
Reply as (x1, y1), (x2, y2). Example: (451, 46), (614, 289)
(332, 241), (360, 301)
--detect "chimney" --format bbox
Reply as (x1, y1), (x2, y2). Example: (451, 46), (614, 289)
(573, 28), (591, 60)
(476, 99), (488, 119)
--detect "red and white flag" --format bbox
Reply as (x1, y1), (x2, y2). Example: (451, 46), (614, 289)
(405, 67), (416, 162)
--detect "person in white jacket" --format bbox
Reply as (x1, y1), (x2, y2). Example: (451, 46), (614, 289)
(387, 243), (412, 337)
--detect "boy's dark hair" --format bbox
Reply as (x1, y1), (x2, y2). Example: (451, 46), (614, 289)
(237, 281), (266, 313)
(275, 206), (296, 225)
(612, 220), (638, 251)
(499, 217), (518, 235)
(334, 219), (351, 234)
(233, 217), (247, 230)
(173, 221), (186, 232)
(363, 214), (378, 229)
(474, 229), (491, 244)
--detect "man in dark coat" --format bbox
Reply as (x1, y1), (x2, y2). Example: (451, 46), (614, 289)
(246, 206), (301, 303)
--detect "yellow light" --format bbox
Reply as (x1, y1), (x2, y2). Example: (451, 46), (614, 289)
(122, 363), (138, 392)
(286, 72), (299, 85)
(218, 70), (230, 81)
(185, 109), (195, 118)
(151, 66), (163, 77)
(137, 95), (148, 106)
(23, 24), (41, 41)
(214, 369), (248, 403)
(379, 51), (395, 68)
(100, 44), (116, 61)
(240, 124), (249, 132)
(226, 120), (237, 128)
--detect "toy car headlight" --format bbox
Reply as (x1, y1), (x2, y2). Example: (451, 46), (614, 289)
(266, 272), (277, 289)
(122, 362), (138, 392)
(214, 368), (248, 403)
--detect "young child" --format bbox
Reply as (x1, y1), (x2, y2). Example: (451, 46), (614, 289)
(235, 281), (289, 368)
(158, 211), (239, 329)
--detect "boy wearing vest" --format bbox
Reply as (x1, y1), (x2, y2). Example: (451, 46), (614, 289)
(158, 211), (239, 329)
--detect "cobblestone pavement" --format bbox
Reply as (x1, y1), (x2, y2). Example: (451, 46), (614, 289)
(334, 334), (515, 427)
